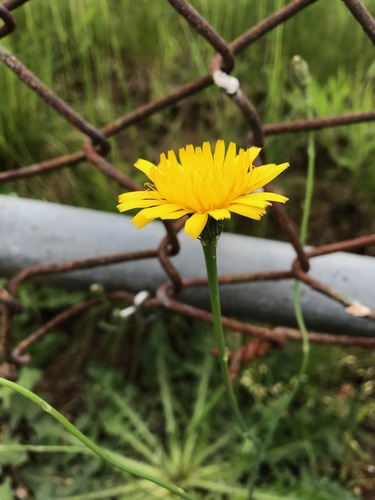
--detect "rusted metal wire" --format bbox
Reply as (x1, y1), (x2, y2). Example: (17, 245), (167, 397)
(342, 0), (375, 43)
(167, 0), (235, 73)
(0, 48), (111, 155)
(2, 0), (30, 9)
(262, 111), (375, 136)
(0, 4), (15, 38)
(84, 142), (140, 191)
(157, 280), (375, 348)
(0, 0), (375, 379)
(212, 338), (279, 383)
(11, 290), (154, 364)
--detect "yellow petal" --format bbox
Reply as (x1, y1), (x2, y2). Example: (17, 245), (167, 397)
(202, 142), (214, 171)
(167, 149), (179, 170)
(244, 146), (262, 167)
(117, 141), (289, 234)
(185, 213), (208, 239)
(250, 191), (288, 203)
(249, 162), (289, 192)
(117, 198), (163, 212)
(229, 204), (267, 220)
(134, 159), (155, 179)
(230, 196), (271, 209)
(208, 208), (231, 220)
(160, 209), (190, 220)
(132, 212), (152, 229)
(118, 191), (159, 206)
(222, 142), (237, 173)
(213, 140), (225, 170)
(178, 144), (194, 170)
(138, 203), (184, 220)
(118, 190), (153, 202)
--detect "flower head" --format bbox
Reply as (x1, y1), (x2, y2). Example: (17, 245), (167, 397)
(117, 140), (289, 239)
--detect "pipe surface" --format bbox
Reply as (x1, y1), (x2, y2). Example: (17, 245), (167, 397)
(0, 194), (374, 336)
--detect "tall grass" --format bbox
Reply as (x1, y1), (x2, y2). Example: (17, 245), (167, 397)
(0, 0), (374, 207)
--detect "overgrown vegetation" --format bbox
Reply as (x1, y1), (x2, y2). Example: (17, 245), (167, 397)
(0, 1), (374, 205)
(0, 0), (375, 498)
(1, 309), (375, 499)
(0, 282), (375, 498)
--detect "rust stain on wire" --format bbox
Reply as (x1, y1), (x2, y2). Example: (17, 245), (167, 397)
(0, 0), (375, 378)
(342, 0), (375, 44)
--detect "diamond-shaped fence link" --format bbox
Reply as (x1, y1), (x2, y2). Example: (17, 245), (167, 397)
(0, 0), (375, 380)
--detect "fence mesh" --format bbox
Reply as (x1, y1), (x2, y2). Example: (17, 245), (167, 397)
(0, 0), (375, 381)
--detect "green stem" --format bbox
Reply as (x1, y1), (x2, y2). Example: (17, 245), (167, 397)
(201, 237), (252, 437)
(290, 82), (315, 410)
(290, 83), (315, 408)
(300, 88), (315, 244)
(0, 377), (192, 500)
(248, 75), (315, 500)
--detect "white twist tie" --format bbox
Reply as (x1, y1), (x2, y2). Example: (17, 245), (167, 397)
(118, 290), (150, 318)
(213, 69), (240, 96)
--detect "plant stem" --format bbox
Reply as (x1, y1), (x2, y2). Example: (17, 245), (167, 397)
(201, 237), (249, 436)
(248, 66), (315, 499)
(300, 86), (315, 244)
(0, 377), (192, 500)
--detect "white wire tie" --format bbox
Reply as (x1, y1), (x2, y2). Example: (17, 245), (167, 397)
(117, 290), (150, 319)
(212, 69), (240, 96)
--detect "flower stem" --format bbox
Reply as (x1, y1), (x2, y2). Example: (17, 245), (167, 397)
(300, 87), (315, 244)
(0, 377), (192, 500)
(201, 236), (248, 435)
(248, 62), (314, 499)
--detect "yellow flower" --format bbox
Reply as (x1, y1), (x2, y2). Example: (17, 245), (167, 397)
(117, 140), (289, 239)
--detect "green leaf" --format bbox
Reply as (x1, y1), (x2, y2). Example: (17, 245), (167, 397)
(0, 367), (41, 411)
(0, 477), (13, 500)
(0, 434), (28, 469)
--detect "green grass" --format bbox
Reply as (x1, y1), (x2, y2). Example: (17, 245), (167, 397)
(1, 313), (375, 498)
(1, 3), (375, 497)
(0, 0), (374, 207)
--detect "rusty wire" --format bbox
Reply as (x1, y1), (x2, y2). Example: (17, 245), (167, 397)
(0, 0), (375, 379)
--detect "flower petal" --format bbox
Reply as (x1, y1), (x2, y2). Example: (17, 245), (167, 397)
(229, 191), (288, 212)
(185, 213), (208, 239)
(202, 142), (214, 171)
(160, 209), (190, 220)
(229, 204), (268, 220)
(208, 208), (231, 220)
(230, 196), (271, 209)
(134, 159), (155, 179)
(213, 140), (225, 171)
(250, 191), (288, 203)
(118, 190), (155, 202)
(131, 212), (152, 229)
(117, 141), (289, 235)
(222, 142), (237, 173)
(131, 206), (186, 229)
(117, 199), (161, 212)
(137, 203), (185, 221)
(244, 146), (262, 168)
(249, 162), (289, 192)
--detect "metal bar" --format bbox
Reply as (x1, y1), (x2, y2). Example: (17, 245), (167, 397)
(0, 195), (374, 337)
(0, 0), (375, 377)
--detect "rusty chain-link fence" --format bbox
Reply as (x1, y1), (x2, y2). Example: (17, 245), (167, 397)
(0, 0), (375, 381)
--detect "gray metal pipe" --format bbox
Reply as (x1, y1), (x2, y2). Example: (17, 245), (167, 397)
(0, 194), (374, 336)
